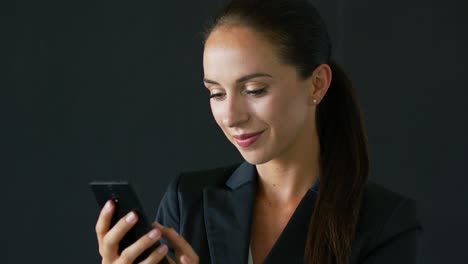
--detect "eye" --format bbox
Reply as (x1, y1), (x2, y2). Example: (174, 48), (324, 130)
(209, 92), (226, 100)
(245, 87), (267, 96)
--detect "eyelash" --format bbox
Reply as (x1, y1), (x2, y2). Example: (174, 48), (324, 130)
(246, 88), (267, 96)
(209, 87), (267, 99)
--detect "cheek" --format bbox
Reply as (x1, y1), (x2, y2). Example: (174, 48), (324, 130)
(263, 92), (307, 134)
(210, 102), (221, 124)
(210, 102), (227, 131)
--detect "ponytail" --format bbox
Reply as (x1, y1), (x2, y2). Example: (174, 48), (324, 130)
(304, 60), (369, 264)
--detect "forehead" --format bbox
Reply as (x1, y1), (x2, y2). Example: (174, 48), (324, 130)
(203, 25), (284, 80)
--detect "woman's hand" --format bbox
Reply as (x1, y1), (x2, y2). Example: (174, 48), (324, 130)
(95, 199), (199, 264)
(95, 200), (169, 263)
(152, 222), (199, 264)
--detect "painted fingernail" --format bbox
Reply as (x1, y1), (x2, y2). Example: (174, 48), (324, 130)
(148, 229), (160, 240)
(125, 212), (136, 223)
(104, 200), (113, 212)
(157, 244), (167, 254)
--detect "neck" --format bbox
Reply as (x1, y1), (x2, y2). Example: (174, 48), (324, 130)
(255, 127), (320, 206)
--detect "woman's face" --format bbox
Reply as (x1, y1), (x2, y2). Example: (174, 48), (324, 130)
(203, 25), (317, 165)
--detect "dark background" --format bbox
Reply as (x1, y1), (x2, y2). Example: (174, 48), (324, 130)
(2, 0), (467, 263)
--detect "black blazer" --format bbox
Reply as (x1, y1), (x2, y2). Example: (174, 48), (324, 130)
(155, 161), (422, 264)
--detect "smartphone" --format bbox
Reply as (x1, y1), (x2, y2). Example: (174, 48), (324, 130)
(90, 181), (169, 264)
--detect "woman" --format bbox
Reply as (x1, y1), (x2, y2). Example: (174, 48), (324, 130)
(95, 0), (422, 263)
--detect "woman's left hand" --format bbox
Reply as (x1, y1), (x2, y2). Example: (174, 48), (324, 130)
(152, 222), (199, 264)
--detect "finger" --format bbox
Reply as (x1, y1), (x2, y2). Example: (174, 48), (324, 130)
(138, 243), (170, 264)
(180, 254), (192, 264)
(101, 211), (139, 258)
(95, 200), (115, 254)
(119, 228), (162, 263)
(153, 222), (198, 262)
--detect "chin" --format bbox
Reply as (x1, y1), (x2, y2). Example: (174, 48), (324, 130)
(238, 151), (271, 165)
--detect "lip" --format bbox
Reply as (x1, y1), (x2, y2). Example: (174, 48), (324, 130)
(233, 131), (264, 147)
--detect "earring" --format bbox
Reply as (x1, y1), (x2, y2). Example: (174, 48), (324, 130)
(312, 98), (318, 104)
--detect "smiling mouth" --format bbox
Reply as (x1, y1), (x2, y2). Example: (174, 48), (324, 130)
(233, 131), (264, 147)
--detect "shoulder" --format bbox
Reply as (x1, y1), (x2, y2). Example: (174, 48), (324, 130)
(163, 162), (241, 192)
(358, 180), (421, 233)
(351, 180), (423, 262)
(158, 162), (242, 211)
(175, 162), (242, 193)
(155, 162), (241, 227)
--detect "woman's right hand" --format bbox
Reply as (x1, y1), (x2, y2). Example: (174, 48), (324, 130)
(95, 200), (169, 264)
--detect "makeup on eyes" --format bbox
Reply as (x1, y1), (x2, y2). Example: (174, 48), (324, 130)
(245, 87), (267, 96)
(209, 86), (268, 100)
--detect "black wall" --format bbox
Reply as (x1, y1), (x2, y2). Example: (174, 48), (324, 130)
(2, 0), (467, 263)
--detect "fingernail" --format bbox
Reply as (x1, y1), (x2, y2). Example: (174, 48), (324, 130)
(157, 244), (167, 254)
(125, 212), (136, 223)
(104, 200), (113, 212)
(148, 229), (160, 240)
(181, 255), (191, 264)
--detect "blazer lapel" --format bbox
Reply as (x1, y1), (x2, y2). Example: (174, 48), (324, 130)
(263, 188), (318, 263)
(203, 162), (257, 264)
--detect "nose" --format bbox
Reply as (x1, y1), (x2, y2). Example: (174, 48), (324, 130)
(221, 93), (249, 128)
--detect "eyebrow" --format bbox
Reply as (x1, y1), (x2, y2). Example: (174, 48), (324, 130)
(203, 72), (273, 85)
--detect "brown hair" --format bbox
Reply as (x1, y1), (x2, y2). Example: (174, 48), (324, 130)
(202, 0), (369, 263)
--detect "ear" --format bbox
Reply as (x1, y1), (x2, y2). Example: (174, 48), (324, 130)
(307, 64), (332, 105)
